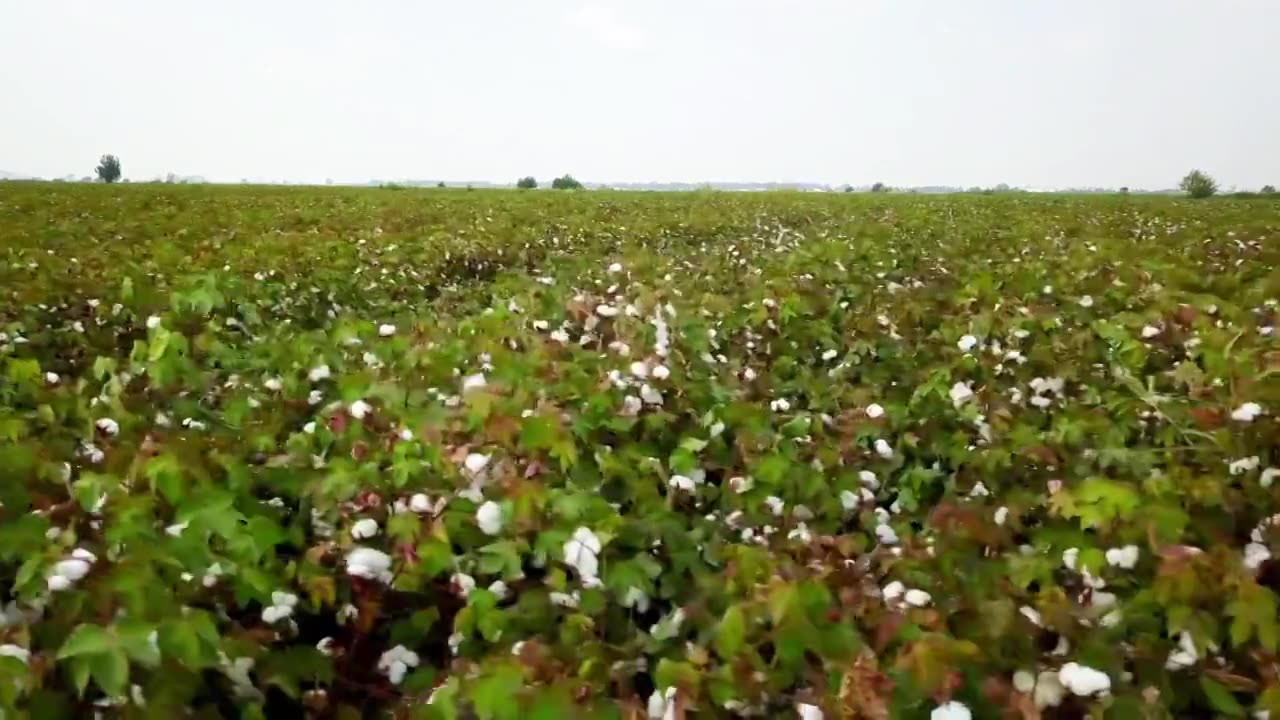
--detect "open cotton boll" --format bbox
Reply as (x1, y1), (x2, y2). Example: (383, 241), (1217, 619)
(350, 518), (379, 539)
(874, 439), (894, 458)
(348, 400), (372, 419)
(865, 403), (885, 419)
(957, 335), (978, 352)
(1231, 402), (1264, 422)
(378, 324), (396, 337)
(931, 701), (971, 720)
(796, 703), (824, 720)
(463, 453), (490, 476)
(904, 589), (932, 607)
(950, 382), (974, 408)
(461, 373), (487, 392)
(308, 364), (331, 382)
(563, 527), (602, 582)
(1105, 545), (1140, 569)
(476, 501), (503, 535)
(1058, 662), (1110, 696)
(346, 547), (393, 583)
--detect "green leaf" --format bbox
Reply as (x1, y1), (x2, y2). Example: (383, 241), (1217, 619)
(89, 648), (129, 696)
(57, 624), (113, 659)
(1200, 676), (1245, 717)
(715, 605), (746, 658)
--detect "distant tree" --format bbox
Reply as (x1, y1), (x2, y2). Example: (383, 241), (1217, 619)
(1120, 186), (1130, 194)
(437, 181), (446, 188)
(165, 173), (178, 184)
(1262, 184), (1276, 195)
(870, 182), (888, 193)
(842, 185), (854, 193)
(551, 174), (583, 190)
(516, 176), (538, 189)
(994, 183), (1011, 192)
(1179, 169), (1217, 199)
(95, 154), (122, 183)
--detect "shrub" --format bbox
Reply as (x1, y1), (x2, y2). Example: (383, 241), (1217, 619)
(516, 177), (537, 190)
(551, 175), (583, 190)
(1179, 169), (1217, 199)
(95, 154), (122, 183)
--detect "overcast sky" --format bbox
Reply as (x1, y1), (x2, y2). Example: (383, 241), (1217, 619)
(2, 0), (1276, 188)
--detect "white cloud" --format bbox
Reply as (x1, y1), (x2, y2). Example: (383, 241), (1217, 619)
(566, 4), (647, 51)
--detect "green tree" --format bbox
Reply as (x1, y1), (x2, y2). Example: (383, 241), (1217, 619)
(1179, 169), (1217, 199)
(1261, 184), (1276, 195)
(516, 176), (538, 189)
(870, 182), (888, 193)
(551, 174), (583, 190)
(95, 154), (122, 183)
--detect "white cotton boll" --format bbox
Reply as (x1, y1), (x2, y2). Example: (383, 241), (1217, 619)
(1141, 325), (1161, 339)
(949, 382), (974, 408)
(882, 580), (905, 603)
(45, 372), (60, 384)
(969, 482), (989, 498)
(629, 361), (650, 378)
(729, 476), (753, 494)
(47, 574), (74, 592)
(840, 490), (859, 511)
(1262, 468), (1280, 488)
(464, 453), (491, 476)
(476, 501), (503, 535)
(302, 421), (316, 434)
(1245, 542), (1271, 570)
(53, 558), (92, 582)
(409, 493), (432, 513)
(1062, 547), (1080, 570)
(771, 398), (791, 412)
(608, 262), (623, 273)
(669, 475), (695, 492)
(904, 589), (932, 607)
(262, 605), (292, 624)
(1232, 402), (1264, 422)
(797, 703), (824, 720)
(764, 496), (785, 516)
(865, 403), (885, 419)
(1230, 456), (1261, 475)
(563, 527), (602, 581)
(0, 644), (31, 666)
(263, 377), (283, 392)
(550, 591), (580, 608)
(451, 573), (476, 597)
(620, 395), (643, 417)
(994, 506), (1009, 526)
(742, 367), (757, 381)
(640, 384), (663, 405)
(461, 373), (487, 392)
(350, 518), (379, 540)
(821, 349), (838, 361)
(1105, 545), (1140, 569)
(957, 335), (978, 352)
(165, 521), (189, 537)
(931, 701), (971, 720)
(96, 418), (120, 436)
(859, 470), (879, 489)
(348, 400), (372, 419)
(308, 365), (331, 382)
(651, 364), (670, 380)
(1034, 671), (1066, 708)
(1078, 296), (1094, 308)
(549, 329), (569, 343)
(1013, 670), (1036, 693)
(596, 304), (619, 317)
(1030, 395), (1052, 409)
(875, 523), (899, 545)
(1165, 631), (1200, 670)
(874, 438), (893, 458)
(308, 389), (323, 405)
(1058, 662), (1110, 696)
(378, 324), (396, 337)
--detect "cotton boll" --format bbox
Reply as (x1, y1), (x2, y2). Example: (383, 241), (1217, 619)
(1013, 670), (1036, 693)
(563, 527), (602, 582)
(1058, 662), (1110, 696)
(904, 589), (932, 607)
(931, 701), (971, 720)
(875, 523), (899, 545)
(1232, 402), (1264, 422)
(1105, 545), (1140, 569)
(957, 335), (978, 352)
(378, 324), (396, 337)
(476, 501), (503, 535)
(949, 382), (974, 408)
(865, 403), (885, 419)
(464, 453), (490, 476)
(348, 400), (372, 419)
(874, 439), (893, 458)
(1034, 671), (1066, 708)
(882, 580), (905, 603)
(350, 518), (379, 540)
(994, 506), (1009, 526)
(796, 703), (824, 720)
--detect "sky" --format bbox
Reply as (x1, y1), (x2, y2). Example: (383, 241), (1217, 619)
(1, 0), (1277, 189)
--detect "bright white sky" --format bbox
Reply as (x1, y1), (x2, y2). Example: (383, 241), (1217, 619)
(1, 0), (1276, 189)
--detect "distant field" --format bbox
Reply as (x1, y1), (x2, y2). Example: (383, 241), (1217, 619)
(1, 183), (1278, 717)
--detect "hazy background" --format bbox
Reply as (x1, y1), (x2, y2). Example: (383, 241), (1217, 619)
(1, 0), (1276, 189)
